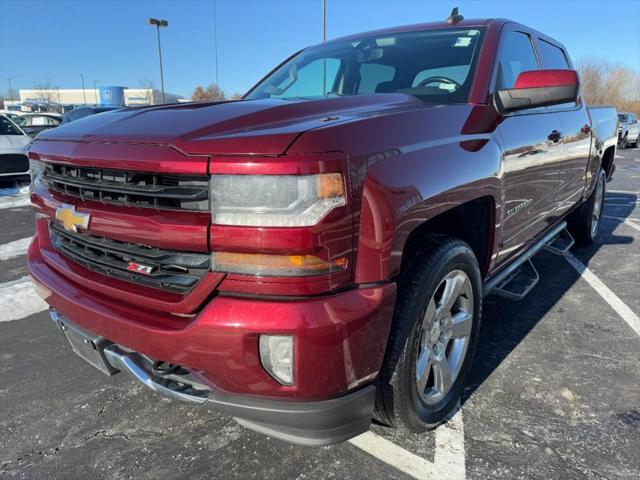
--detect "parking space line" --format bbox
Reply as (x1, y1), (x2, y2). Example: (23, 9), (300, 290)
(349, 407), (465, 480)
(0, 236), (32, 260)
(607, 190), (639, 195)
(0, 276), (48, 322)
(565, 254), (640, 337)
(602, 216), (640, 233)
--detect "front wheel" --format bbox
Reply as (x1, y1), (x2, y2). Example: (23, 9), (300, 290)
(620, 135), (628, 149)
(375, 236), (482, 431)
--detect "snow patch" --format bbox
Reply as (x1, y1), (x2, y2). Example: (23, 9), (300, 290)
(0, 185), (30, 209)
(0, 276), (48, 322)
(0, 237), (32, 260)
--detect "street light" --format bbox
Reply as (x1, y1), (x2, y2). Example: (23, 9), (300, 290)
(148, 17), (168, 104)
(80, 73), (86, 104)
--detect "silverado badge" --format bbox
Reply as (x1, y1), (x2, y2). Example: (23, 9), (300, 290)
(55, 204), (91, 232)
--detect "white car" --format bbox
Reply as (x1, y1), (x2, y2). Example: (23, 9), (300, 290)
(618, 112), (640, 149)
(0, 114), (32, 179)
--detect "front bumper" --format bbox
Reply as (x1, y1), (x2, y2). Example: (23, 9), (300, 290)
(51, 310), (375, 445)
(29, 235), (396, 444)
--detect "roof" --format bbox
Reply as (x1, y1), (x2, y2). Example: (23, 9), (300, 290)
(326, 18), (507, 45)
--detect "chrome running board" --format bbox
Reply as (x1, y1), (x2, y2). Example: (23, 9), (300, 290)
(484, 221), (568, 300)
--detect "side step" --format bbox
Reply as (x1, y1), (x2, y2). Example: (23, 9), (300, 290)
(491, 258), (539, 300)
(543, 227), (574, 255)
(484, 221), (572, 301)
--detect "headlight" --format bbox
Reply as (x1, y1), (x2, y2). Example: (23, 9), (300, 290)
(29, 159), (46, 188)
(211, 173), (345, 227)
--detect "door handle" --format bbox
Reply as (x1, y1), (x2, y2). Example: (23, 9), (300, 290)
(548, 130), (562, 142)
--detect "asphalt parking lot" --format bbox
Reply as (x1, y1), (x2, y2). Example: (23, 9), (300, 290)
(1, 148), (639, 480)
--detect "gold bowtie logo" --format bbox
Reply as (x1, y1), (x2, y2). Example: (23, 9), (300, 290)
(55, 204), (91, 232)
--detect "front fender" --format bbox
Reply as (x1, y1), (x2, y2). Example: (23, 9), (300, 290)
(353, 138), (502, 284)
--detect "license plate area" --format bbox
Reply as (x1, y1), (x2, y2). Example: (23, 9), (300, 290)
(57, 317), (118, 376)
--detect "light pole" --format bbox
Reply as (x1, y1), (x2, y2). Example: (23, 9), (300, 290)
(93, 80), (98, 104)
(7, 77), (14, 102)
(148, 18), (168, 104)
(80, 74), (86, 104)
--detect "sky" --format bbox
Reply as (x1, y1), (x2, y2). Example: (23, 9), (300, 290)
(1, 0), (639, 99)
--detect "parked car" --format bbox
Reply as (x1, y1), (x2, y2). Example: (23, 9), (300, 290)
(28, 16), (618, 446)
(13, 113), (63, 137)
(617, 112), (640, 148)
(0, 114), (32, 179)
(60, 105), (122, 124)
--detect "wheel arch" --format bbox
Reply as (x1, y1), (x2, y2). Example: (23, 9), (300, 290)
(397, 196), (496, 281)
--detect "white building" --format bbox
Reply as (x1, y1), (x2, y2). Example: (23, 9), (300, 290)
(9, 88), (184, 112)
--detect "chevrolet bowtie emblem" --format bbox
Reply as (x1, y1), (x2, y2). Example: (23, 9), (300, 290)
(55, 204), (91, 232)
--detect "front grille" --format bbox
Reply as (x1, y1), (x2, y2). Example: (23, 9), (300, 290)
(50, 222), (210, 293)
(43, 163), (209, 211)
(0, 154), (29, 175)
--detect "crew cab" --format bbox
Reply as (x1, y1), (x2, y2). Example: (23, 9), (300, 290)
(28, 17), (618, 446)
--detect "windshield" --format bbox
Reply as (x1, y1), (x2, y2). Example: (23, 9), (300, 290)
(246, 28), (485, 103)
(618, 114), (628, 122)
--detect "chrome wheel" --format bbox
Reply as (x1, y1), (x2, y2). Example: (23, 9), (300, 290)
(591, 176), (604, 238)
(415, 270), (473, 405)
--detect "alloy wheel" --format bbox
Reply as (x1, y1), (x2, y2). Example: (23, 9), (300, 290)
(415, 270), (473, 405)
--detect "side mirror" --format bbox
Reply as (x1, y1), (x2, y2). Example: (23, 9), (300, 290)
(495, 69), (579, 113)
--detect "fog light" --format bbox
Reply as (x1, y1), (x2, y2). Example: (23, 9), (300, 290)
(259, 335), (294, 385)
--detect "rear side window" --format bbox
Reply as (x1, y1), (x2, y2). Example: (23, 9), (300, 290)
(538, 39), (569, 69)
(497, 31), (539, 89)
(0, 116), (23, 135)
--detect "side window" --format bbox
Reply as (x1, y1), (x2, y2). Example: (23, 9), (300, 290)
(538, 39), (570, 69)
(357, 63), (396, 93)
(631, 114), (638, 124)
(497, 31), (539, 89)
(271, 58), (340, 98)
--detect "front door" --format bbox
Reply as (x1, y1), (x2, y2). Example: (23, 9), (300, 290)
(493, 28), (565, 267)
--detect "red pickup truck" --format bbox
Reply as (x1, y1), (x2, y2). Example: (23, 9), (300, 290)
(28, 17), (617, 446)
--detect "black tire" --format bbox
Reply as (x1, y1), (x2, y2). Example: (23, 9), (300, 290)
(570, 169), (606, 245)
(374, 235), (482, 431)
(620, 135), (628, 149)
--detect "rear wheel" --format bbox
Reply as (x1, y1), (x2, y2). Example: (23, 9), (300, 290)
(375, 236), (481, 431)
(570, 169), (606, 245)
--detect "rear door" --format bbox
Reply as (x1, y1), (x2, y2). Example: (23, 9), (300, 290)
(535, 36), (591, 216)
(494, 26), (565, 267)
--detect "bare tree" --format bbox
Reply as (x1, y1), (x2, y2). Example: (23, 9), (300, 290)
(33, 80), (61, 111)
(230, 92), (244, 100)
(191, 84), (226, 102)
(576, 56), (640, 114)
(138, 77), (161, 105)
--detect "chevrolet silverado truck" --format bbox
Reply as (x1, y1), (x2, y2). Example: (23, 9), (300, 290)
(28, 17), (618, 446)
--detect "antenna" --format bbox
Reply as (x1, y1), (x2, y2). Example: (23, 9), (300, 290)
(447, 7), (464, 24)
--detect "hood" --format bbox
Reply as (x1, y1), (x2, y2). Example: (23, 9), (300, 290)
(0, 133), (31, 154)
(35, 95), (424, 156)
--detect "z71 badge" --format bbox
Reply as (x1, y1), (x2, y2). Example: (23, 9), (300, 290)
(126, 262), (156, 275)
